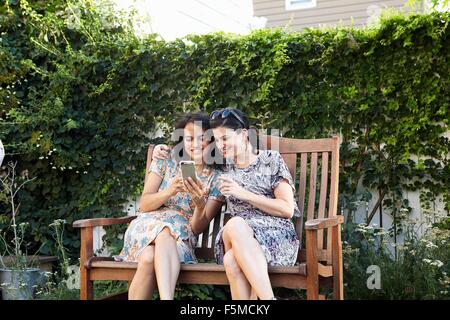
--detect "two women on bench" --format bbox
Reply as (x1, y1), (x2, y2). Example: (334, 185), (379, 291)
(118, 108), (300, 300)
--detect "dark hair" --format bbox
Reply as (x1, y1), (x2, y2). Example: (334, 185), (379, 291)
(174, 112), (211, 132)
(209, 108), (258, 153)
(171, 112), (217, 162)
(209, 108), (249, 130)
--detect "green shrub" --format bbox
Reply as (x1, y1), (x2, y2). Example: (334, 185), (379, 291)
(343, 209), (450, 299)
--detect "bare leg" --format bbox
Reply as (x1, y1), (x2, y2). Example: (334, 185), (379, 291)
(154, 227), (180, 300)
(223, 225), (256, 299)
(223, 249), (255, 299)
(222, 217), (274, 300)
(129, 245), (156, 300)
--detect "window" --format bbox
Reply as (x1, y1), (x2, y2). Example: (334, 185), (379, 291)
(285, 0), (317, 11)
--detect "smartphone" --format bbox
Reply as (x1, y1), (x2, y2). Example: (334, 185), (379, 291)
(180, 160), (197, 181)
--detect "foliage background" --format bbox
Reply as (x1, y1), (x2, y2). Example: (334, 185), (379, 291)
(0, 0), (449, 299)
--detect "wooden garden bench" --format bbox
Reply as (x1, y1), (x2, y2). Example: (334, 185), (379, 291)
(73, 135), (344, 300)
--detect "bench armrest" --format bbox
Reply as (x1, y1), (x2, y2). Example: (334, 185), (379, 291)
(73, 216), (137, 228)
(305, 215), (344, 230)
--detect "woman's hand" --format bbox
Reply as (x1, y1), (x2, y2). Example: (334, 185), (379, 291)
(184, 177), (207, 208)
(218, 176), (251, 201)
(153, 144), (171, 160)
(167, 176), (185, 196)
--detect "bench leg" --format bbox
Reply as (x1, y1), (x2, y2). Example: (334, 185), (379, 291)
(332, 224), (344, 300)
(306, 229), (319, 300)
(80, 268), (94, 300)
(79, 227), (94, 300)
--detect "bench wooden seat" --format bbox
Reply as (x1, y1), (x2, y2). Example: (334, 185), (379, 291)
(85, 258), (306, 274)
(73, 135), (343, 300)
(84, 257), (308, 288)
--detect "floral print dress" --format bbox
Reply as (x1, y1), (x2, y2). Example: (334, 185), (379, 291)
(114, 158), (223, 264)
(214, 150), (301, 267)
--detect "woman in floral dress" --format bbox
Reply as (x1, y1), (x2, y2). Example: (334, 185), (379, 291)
(210, 108), (300, 300)
(114, 112), (224, 300)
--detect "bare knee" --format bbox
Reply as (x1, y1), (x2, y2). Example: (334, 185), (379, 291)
(223, 217), (252, 243)
(155, 227), (175, 243)
(138, 245), (155, 266)
(223, 250), (242, 278)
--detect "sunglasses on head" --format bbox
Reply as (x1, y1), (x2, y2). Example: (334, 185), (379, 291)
(210, 108), (246, 128)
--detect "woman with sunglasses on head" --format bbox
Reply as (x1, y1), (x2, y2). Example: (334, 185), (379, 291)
(210, 107), (300, 300)
(151, 108), (300, 300)
(114, 112), (225, 300)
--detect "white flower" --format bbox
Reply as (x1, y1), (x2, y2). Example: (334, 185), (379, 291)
(49, 219), (66, 227)
(374, 230), (387, 236)
(426, 242), (438, 249)
(36, 144), (40, 147)
(39, 156), (44, 160)
(52, 166), (56, 170)
(83, 171), (87, 174)
(432, 260), (444, 268)
(68, 166), (72, 170)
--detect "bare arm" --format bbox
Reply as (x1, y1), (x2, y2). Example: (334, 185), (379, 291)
(183, 177), (225, 235)
(190, 199), (224, 236)
(139, 172), (184, 213)
(219, 177), (295, 219)
(242, 181), (295, 219)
